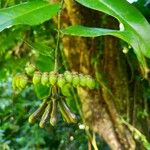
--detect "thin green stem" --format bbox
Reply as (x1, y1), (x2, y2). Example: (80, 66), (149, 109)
(54, 0), (64, 72)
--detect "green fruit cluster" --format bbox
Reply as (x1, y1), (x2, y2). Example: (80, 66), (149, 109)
(12, 63), (98, 128)
(28, 98), (77, 128)
(13, 70), (97, 90)
(32, 71), (97, 89)
(13, 63), (98, 90)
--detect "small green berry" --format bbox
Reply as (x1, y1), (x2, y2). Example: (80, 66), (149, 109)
(33, 71), (41, 85)
(20, 75), (28, 89)
(41, 72), (49, 86)
(64, 71), (72, 83)
(15, 75), (22, 89)
(12, 75), (17, 89)
(57, 74), (66, 88)
(79, 74), (87, 87)
(86, 75), (96, 89)
(49, 71), (57, 85)
(72, 74), (80, 87)
(25, 63), (36, 76)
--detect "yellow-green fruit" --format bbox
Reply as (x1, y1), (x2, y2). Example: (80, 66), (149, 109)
(79, 74), (87, 87)
(57, 74), (66, 88)
(12, 75), (17, 89)
(86, 76), (96, 89)
(39, 102), (52, 128)
(72, 74), (80, 87)
(28, 99), (48, 124)
(49, 71), (57, 85)
(58, 99), (77, 123)
(64, 71), (72, 83)
(41, 72), (49, 86)
(20, 75), (28, 89)
(15, 75), (20, 88)
(50, 99), (57, 126)
(25, 63), (36, 76)
(32, 71), (41, 85)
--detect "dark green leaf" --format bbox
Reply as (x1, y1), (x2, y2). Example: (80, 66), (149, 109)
(32, 42), (54, 58)
(34, 84), (50, 99)
(63, 0), (150, 77)
(0, 1), (60, 32)
(76, 0), (150, 57)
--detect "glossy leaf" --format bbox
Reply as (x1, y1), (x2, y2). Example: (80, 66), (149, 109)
(62, 0), (150, 77)
(0, 1), (60, 32)
(34, 84), (50, 99)
(75, 0), (150, 57)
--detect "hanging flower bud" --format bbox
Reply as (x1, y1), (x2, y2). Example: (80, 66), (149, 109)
(57, 74), (66, 88)
(19, 75), (28, 89)
(86, 75), (96, 89)
(79, 74), (87, 87)
(72, 73), (80, 87)
(28, 99), (48, 124)
(41, 72), (49, 86)
(64, 71), (72, 83)
(58, 99), (77, 123)
(32, 71), (41, 85)
(39, 102), (52, 128)
(25, 63), (36, 76)
(50, 98), (57, 126)
(49, 71), (57, 86)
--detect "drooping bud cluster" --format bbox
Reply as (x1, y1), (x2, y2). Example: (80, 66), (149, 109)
(12, 63), (99, 128)
(28, 97), (77, 128)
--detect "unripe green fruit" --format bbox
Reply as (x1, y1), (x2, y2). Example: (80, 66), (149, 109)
(49, 71), (57, 85)
(12, 75), (17, 89)
(20, 75), (28, 89)
(57, 74), (66, 88)
(64, 71), (72, 83)
(79, 74), (87, 87)
(72, 74), (80, 87)
(33, 71), (41, 85)
(15, 75), (21, 88)
(41, 72), (49, 86)
(25, 63), (36, 76)
(12, 74), (28, 89)
(86, 75), (96, 89)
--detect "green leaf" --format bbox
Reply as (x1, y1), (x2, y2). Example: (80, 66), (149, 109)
(76, 0), (150, 57)
(32, 42), (54, 58)
(62, 0), (150, 78)
(34, 84), (50, 99)
(0, 1), (60, 32)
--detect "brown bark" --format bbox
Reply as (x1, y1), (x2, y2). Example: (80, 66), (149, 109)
(51, 0), (137, 149)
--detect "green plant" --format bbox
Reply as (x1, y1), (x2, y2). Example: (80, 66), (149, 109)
(0, 0), (150, 149)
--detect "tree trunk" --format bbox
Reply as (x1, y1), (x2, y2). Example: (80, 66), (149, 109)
(51, 0), (150, 149)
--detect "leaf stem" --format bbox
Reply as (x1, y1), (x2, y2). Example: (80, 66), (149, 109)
(54, 0), (64, 72)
